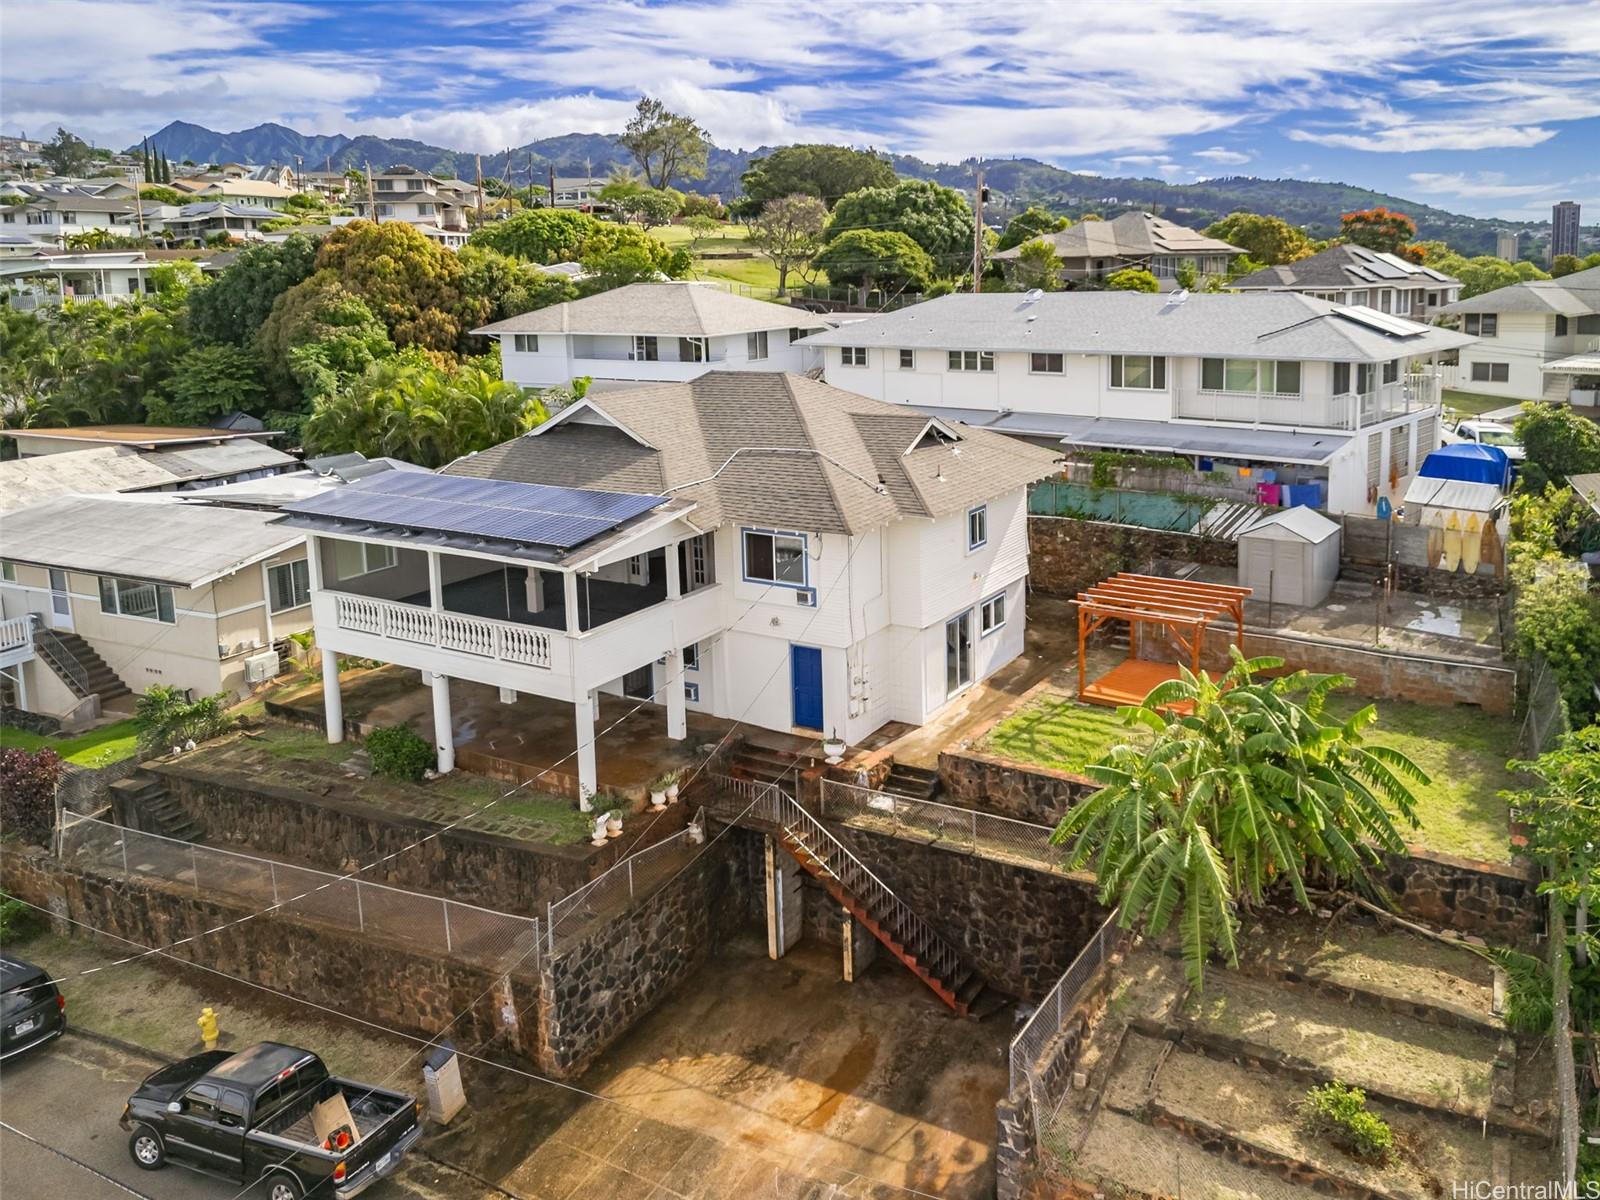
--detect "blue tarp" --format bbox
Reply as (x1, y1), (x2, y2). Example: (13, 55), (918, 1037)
(1417, 443), (1511, 488)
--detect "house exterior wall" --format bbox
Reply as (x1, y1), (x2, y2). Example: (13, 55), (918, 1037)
(1453, 311), (1599, 401)
(496, 327), (816, 389)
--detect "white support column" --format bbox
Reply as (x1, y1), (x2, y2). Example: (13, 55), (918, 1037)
(427, 550), (444, 612)
(525, 568), (545, 614)
(563, 571), (581, 635)
(665, 647), (687, 741)
(321, 649), (344, 744)
(665, 539), (682, 600)
(431, 671), (454, 774)
(259, 561), (275, 646)
(575, 688), (597, 811)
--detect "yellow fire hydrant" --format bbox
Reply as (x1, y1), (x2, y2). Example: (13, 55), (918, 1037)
(197, 1007), (219, 1051)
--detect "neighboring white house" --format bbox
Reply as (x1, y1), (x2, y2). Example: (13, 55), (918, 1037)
(278, 371), (1059, 797)
(0, 194), (134, 245)
(989, 211), (1244, 287)
(351, 166), (470, 244)
(1232, 245), (1463, 323)
(476, 282), (828, 389)
(159, 202), (282, 244)
(0, 248), (155, 308)
(1438, 265), (1600, 405)
(176, 178), (298, 209)
(0, 497), (312, 723)
(802, 291), (1476, 515)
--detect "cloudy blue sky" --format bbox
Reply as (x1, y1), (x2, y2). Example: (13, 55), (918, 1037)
(3, 0), (1598, 221)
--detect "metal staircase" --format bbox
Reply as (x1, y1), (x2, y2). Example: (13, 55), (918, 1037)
(34, 628), (132, 708)
(703, 776), (992, 1017)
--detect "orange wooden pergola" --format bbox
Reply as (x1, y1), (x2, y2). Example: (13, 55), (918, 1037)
(1076, 572), (1252, 708)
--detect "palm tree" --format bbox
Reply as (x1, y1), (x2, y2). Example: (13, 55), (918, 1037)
(1053, 650), (1425, 987)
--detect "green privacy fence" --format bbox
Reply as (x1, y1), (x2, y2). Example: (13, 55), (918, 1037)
(1028, 481), (1229, 532)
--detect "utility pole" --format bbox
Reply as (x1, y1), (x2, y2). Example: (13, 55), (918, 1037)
(972, 168), (986, 293)
(474, 154), (485, 227)
(365, 162), (378, 223)
(548, 164), (556, 210)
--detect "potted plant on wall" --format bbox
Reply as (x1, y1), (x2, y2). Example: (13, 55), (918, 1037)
(589, 812), (610, 846)
(663, 768), (684, 804)
(649, 775), (670, 810)
(605, 805), (625, 838)
(822, 729), (846, 764)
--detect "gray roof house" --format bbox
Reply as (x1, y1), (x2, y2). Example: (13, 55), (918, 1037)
(475, 282), (829, 390)
(1436, 265), (1600, 404)
(1232, 245), (1462, 322)
(990, 211), (1244, 287)
(0, 441), (299, 514)
(802, 291), (1475, 516)
(284, 372), (1059, 795)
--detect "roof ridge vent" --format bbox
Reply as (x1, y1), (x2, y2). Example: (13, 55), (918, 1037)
(1020, 288), (1045, 305)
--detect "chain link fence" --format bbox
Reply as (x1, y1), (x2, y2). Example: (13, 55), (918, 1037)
(57, 813), (541, 970)
(1009, 911), (1122, 1098)
(1520, 653), (1570, 758)
(819, 778), (1076, 876)
(545, 820), (702, 956)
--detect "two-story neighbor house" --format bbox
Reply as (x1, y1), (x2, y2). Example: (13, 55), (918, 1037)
(0, 194), (134, 246)
(0, 497), (311, 723)
(802, 292), (1476, 515)
(989, 211), (1244, 288)
(1437, 265), (1600, 405)
(352, 166), (470, 245)
(1232, 245), (1463, 323)
(278, 372), (1058, 797)
(477, 282), (828, 389)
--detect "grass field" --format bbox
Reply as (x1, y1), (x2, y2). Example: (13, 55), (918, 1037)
(1443, 389), (1518, 417)
(0, 719), (140, 768)
(979, 687), (1516, 863)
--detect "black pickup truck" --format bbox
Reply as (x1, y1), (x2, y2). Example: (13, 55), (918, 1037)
(121, 1042), (422, 1199)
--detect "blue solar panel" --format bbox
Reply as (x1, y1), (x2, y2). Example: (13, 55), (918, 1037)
(284, 472), (668, 550)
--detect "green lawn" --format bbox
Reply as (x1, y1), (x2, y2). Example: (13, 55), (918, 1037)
(978, 689), (1516, 863)
(0, 720), (140, 768)
(1442, 389), (1517, 418)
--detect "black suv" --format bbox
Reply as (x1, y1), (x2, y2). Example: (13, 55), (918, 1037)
(1, 954), (66, 1061)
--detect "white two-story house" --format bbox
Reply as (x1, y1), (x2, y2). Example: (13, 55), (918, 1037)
(1437, 265), (1600, 406)
(352, 166), (470, 246)
(476, 282), (828, 389)
(1232, 245), (1462, 324)
(803, 291), (1476, 515)
(0, 194), (134, 246)
(279, 372), (1058, 799)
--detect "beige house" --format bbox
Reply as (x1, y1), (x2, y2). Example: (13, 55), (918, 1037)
(0, 497), (311, 724)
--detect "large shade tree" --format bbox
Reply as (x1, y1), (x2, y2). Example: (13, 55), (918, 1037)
(619, 96), (709, 189)
(813, 229), (935, 297)
(1203, 212), (1314, 265)
(737, 144), (897, 213)
(824, 179), (973, 272)
(1053, 653), (1424, 987)
(998, 206), (1070, 252)
(749, 194), (828, 296)
(187, 234), (320, 345)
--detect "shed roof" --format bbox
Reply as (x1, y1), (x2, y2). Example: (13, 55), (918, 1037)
(1239, 506), (1340, 543)
(1402, 476), (1507, 514)
(0, 441), (295, 514)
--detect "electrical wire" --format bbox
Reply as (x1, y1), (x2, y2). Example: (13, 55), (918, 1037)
(0, 1120), (160, 1200)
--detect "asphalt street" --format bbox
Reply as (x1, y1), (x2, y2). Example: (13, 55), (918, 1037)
(0, 1034), (495, 1200)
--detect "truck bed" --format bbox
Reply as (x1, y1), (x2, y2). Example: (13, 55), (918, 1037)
(260, 1080), (411, 1150)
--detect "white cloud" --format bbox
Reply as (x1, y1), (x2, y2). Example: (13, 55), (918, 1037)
(1406, 171), (1555, 199)
(1194, 147), (1252, 165)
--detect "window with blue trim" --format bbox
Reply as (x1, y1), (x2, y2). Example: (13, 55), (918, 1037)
(684, 681), (700, 703)
(967, 505), (988, 551)
(742, 529), (807, 586)
(683, 642), (700, 670)
(979, 591), (1006, 636)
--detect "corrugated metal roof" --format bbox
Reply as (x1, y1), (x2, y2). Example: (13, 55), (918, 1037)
(1402, 477), (1506, 513)
(0, 442), (295, 514)
(1000, 413), (1349, 464)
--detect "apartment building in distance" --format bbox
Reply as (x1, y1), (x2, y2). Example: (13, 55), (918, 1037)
(1551, 201), (1582, 260)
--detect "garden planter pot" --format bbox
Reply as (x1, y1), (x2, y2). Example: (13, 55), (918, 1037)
(650, 789), (667, 810)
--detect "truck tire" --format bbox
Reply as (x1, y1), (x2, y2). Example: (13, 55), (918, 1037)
(263, 1171), (304, 1200)
(127, 1126), (165, 1170)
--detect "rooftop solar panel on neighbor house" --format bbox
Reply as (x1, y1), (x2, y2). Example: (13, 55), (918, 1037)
(283, 471), (667, 549)
(1336, 305), (1429, 337)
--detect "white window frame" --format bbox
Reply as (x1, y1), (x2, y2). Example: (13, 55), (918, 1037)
(746, 330), (769, 361)
(632, 335), (659, 361)
(1110, 354), (1167, 390)
(899, 349), (915, 370)
(1029, 353), (1064, 374)
(840, 346), (867, 367)
(967, 505), (988, 552)
(683, 642), (700, 671)
(333, 541), (398, 581)
(741, 528), (808, 588)
(947, 350), (994, 372)
(1463, 313), (1498, 338)
(683, 681), (700, 703)
(0, 561), (13, 582)
(267, 559), (311, 613)
(512, 334), (539, 353)
(99, 575), (176, 624)
(979, 591), (1006, 636)
(678, 336), (709, 363)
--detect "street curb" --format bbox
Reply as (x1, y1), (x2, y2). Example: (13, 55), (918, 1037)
(64, 1026), (174, 1066)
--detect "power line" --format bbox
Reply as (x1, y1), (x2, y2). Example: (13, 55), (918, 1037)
(1, 1120), (159, 1200)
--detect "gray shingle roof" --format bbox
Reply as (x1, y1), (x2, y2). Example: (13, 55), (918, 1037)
(472, 282), (824, 337)
(799, 292), (1475, 361)
(0, 442), (297, 513)
(1, 496), (303, 586)
(991, 211), (1243, 261)
(1437, 265), (1600, 316)
(1232, 245), (1459, 291)
(444, 371), (1060, 536)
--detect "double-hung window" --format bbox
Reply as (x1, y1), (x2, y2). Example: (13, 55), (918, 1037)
(267, 559), (311, 612)
(947, 350), (994, 372)
(1381, 360), (1399, 385)
(1556, 316), (1569, 337)
(333, 541), (397, 581)
(840, 346), (867, 367)
(979, 591), (1006, 636)
(967, 505), (988, 551)
(742, 529), (807, 586)
(1463, 313), (1497, 337)
(1110, 354), (1166, 389)
(746, 330), (769, 360)
(1030, 353), (1064, 374)
(512, 334), (538, 353)
(899, 349), (915, 370)
(1356, 363), (1375, 394)
(99, 576), (175, 624)
(1470, 362), (1510, 383)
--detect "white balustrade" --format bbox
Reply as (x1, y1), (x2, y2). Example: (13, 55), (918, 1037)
(0, 615), (33, 653)
(332, 594), (552, 669)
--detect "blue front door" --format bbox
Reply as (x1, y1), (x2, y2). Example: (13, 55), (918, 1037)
(790, 645), (823, 730)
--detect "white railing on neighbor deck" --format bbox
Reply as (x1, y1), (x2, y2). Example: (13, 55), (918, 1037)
(0, 613), (35, 656)
(1173, 373), (1439, 432)
(332, 594), (553, 668)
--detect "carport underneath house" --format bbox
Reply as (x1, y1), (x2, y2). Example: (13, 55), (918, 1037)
(277, 470), (720, 808)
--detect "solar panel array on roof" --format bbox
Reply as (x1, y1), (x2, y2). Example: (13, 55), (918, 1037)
(283, 471), (668, 550)
(1336, 305), (1429, 337)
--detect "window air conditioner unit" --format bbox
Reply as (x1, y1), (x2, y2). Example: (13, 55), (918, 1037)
(243, 650), (280, 684)
(795, 588), (817, 608)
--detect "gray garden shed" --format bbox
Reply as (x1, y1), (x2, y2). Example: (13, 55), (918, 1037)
(1237, 507), (1342, 608)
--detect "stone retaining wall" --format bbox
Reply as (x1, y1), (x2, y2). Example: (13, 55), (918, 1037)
(146, 761), (638, 912)
(0, 843), (540, 1063)
(1384, 848), (1542, 946)
(1028, 516), (1237, 600)
(538, 837), (739, 1077)
(58, 756), (142, 816)
(937, 747), (1096, 825)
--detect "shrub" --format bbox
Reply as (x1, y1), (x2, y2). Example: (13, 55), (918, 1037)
(1298, 1080), (1393, 1162)
(0, 893), (41, 943)
(134, 685), (237, 754)
(0, 748), (63, 847)
(366, 725), (434, 781)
